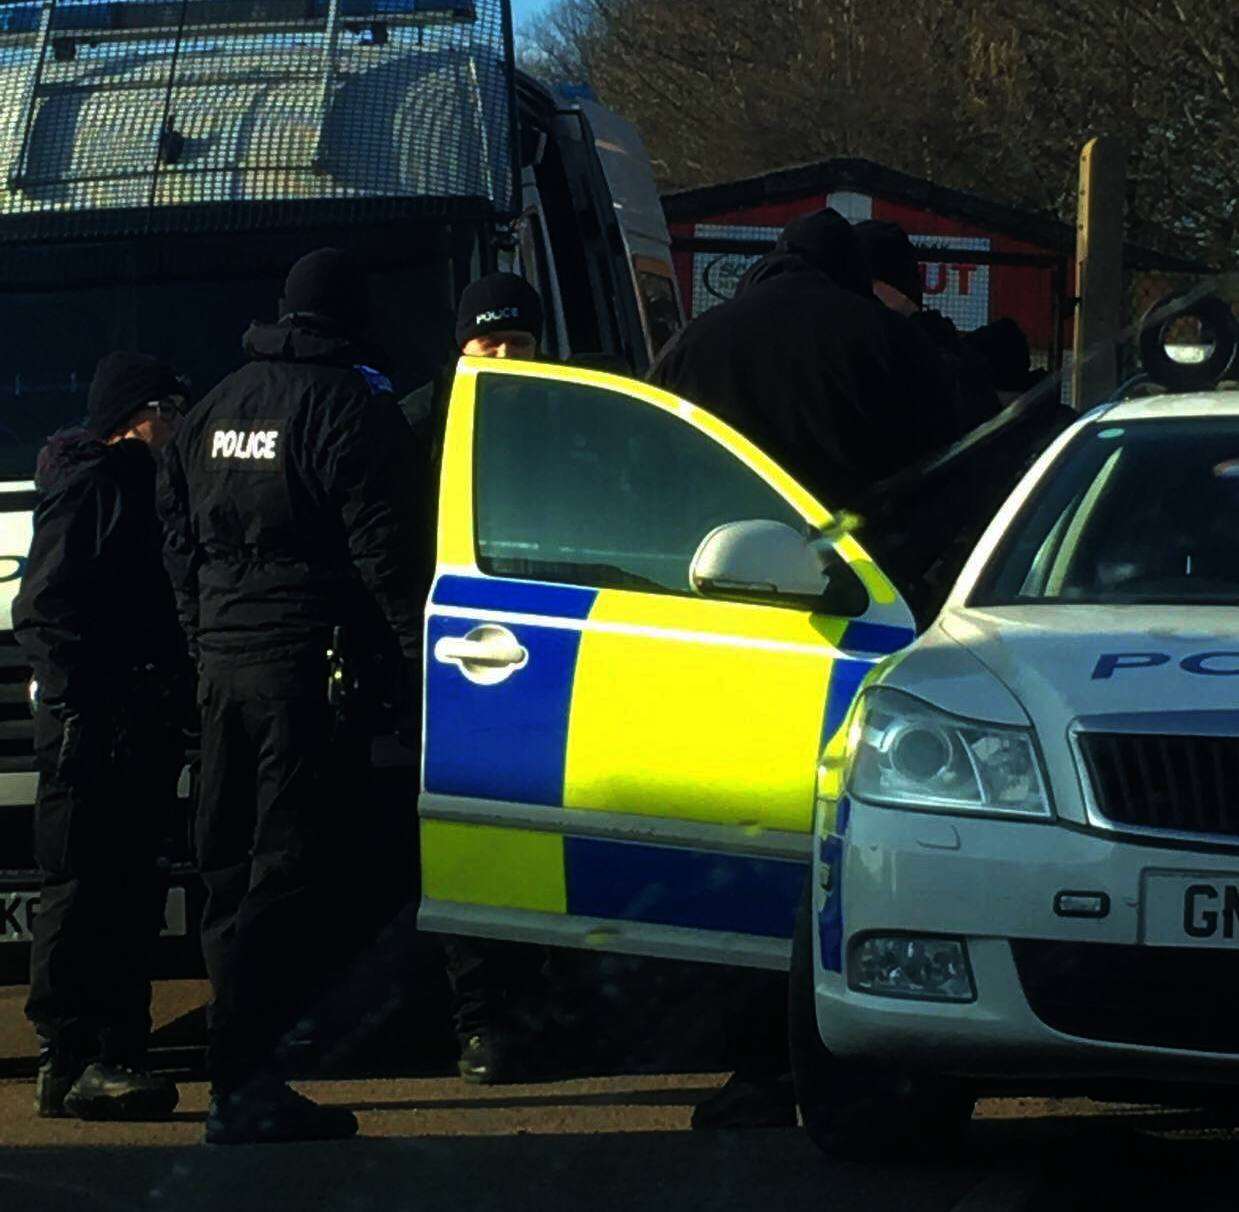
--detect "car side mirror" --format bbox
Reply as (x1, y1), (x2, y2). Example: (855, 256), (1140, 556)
(689, 519), (869, 616)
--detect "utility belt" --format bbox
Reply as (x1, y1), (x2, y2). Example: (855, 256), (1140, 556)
(29, 661), (190, 721)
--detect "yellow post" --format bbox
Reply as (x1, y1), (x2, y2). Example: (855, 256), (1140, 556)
(1072, 136), (1127, 410)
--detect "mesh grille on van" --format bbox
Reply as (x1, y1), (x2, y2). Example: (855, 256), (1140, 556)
(0, 0), (516, 241)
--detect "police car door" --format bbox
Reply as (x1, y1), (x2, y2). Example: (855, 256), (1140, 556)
(419, 358), (914, 969)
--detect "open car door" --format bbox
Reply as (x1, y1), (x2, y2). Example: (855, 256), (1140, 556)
(418, 358), (915, 970)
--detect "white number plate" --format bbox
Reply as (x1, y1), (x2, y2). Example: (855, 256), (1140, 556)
(1143, 872), (1239, 948)
(0, 887), (187, 944)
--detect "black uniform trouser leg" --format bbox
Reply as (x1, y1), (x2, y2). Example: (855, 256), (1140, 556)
(26, 708), (171, 1066)
(197, 660), (364, 1094)
(441, 935), (547, 1040)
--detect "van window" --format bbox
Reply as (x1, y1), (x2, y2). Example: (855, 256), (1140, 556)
(633, 258), (682, 359)
(473, 372), (803, 593)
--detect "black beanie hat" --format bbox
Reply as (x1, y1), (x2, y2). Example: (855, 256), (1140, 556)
(775, 208), (873, 298)
(962, 318), (1037, 392)
(456, 273), (544, 349)
(854, 220), (924, 308)
(280, 247), (370, 329)
(86, 351), (184, 439)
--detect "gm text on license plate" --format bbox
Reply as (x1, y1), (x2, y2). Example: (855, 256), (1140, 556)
(0, 888), (187, 944)
(1143, 871), (1239, 947)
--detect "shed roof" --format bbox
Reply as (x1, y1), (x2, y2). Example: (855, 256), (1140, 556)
(662, 157), (1212, 275)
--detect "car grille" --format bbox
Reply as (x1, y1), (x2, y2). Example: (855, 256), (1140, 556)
(0, 632), (34, 775)
(1014, 939), (1239, 1054)
(1077, 731), (1239, 839)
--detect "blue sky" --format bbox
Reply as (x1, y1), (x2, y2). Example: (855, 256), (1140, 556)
(509, 0), (555, 29)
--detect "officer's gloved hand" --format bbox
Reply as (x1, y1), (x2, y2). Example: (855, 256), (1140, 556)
(55, 710), (112, 786)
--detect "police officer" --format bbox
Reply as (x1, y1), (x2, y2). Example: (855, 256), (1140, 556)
(14, 352), (189, 1121)
(651, 208), (955, 510)
(402, 271), (543, 452)
(853, 218), (1001, 433)
(407, 273), (555, 1085)
(401, 273), (554, 1083)
(158, 248), (427, 1145)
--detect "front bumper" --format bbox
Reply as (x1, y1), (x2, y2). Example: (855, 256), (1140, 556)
(814, 800), (1239, 1086)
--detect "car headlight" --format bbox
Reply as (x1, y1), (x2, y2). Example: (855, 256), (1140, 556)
(846, 687), (1051, 818)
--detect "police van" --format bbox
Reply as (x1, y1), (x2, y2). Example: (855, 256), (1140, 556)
(0, 0), (680, 975)
(417, 297), (1239, 1150)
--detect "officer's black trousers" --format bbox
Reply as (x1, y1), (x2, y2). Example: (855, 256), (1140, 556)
(441, 935), (548, 1041)
(196, 656), (366, 1094)
(26, 706), (175, 1066)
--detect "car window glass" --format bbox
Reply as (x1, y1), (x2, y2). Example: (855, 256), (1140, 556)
(975, 418), (1239, 605)
(474, 372), (804, 594)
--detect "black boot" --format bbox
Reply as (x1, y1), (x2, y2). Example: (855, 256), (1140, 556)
(34, 1052), (90, 1119)
(457, 1030), (518, 1085)
(205, 1079), (358, 1146)
(62, 1062), (179, 1121)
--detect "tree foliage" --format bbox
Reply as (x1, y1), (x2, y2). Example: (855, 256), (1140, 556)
(521, 0), (1239, 266)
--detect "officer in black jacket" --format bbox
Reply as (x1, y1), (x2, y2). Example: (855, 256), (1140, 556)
(406, 273), (553, 1086)
(14, 351), (189, 1121)
(158, 248), (428, 1145)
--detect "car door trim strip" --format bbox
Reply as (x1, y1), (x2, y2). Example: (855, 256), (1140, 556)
(418, 898), (793, 972)
(418, 792), (814, 860)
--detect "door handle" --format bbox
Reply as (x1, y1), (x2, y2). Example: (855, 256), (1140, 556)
(433, 624), (528, 685)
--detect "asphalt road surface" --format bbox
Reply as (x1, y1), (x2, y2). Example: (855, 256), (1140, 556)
(5, 981), (1239, 1212)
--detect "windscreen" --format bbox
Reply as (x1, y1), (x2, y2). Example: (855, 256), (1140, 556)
(973, 417), (1239, 606)
(0, 0), (517, 240)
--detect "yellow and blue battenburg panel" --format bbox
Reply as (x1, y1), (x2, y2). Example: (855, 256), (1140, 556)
(419, 357), (915, 969)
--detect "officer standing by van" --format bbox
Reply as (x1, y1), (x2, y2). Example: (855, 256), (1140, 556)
(158, 248), (428, 1145)
(405, 272), (554, 1085)
(15, 352), (189, 1121)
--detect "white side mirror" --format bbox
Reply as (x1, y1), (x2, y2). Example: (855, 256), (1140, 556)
(689, 519), (868, 615)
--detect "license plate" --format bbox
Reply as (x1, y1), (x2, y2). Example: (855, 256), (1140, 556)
(1143, 871), (1239, 948)
(0, 887), (187, 944)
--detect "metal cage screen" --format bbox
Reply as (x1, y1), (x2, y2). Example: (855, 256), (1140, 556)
(0, 0), (516, 240)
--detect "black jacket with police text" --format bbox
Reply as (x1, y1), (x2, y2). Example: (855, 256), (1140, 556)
(14, 436), (187, 710)
(158, 317), (428, 666)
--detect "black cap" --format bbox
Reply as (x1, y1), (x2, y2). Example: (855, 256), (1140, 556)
(854, 220), (924, 308)
(280, 247), (370, 329)
(456, 273), (544, 349)
(86, 351), (183, 439)
(772, 208), (873, 298)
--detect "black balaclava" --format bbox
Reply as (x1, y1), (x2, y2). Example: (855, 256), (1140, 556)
(279, 247), (370, 331)
(854, 220), (924, 309)
(86, 351), (183, 439)
(455, 273), (544, 349)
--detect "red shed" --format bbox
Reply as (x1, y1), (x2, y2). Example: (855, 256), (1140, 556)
(663, 158), (1207, 372)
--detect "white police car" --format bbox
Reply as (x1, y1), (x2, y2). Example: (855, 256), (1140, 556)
(798, 389), (1239, 1156)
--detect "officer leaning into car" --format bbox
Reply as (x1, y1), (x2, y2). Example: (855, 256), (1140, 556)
(14, 351), (191, 1122)
(158, 248), (429, 1146)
